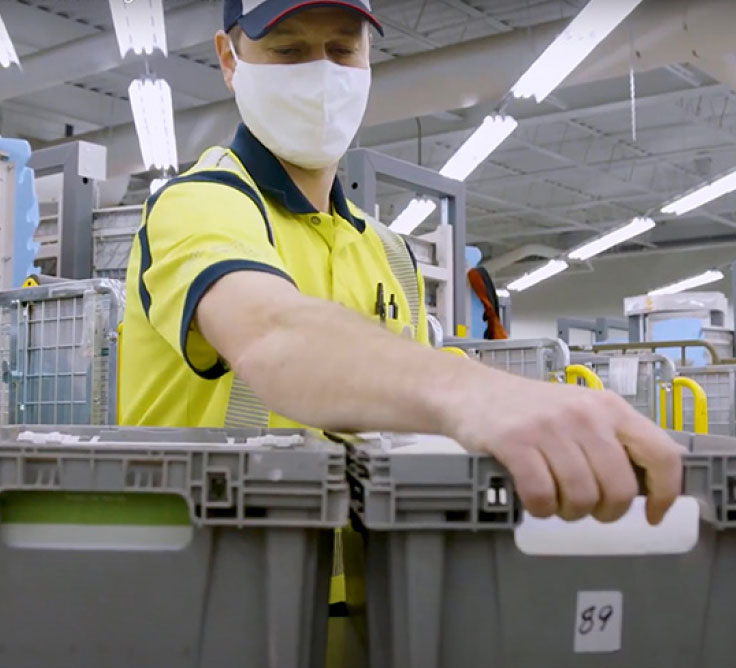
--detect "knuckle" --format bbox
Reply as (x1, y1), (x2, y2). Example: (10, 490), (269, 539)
(564, 482), (599, 517)
(523, 490), (557, 518)
(605, 481), (638, 512)
(650, 441), (683, 469)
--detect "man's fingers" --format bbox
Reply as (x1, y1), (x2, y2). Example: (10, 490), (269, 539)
(577, 430), (639, 523)
(613, 404), (684, 525)
(539, 438), (600, 521)
(495, 444), (557, 518)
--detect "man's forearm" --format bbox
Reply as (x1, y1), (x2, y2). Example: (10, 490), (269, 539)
(231, 295), (491, 435)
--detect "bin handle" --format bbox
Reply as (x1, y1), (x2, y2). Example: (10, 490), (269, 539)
(564, 365), (604, 391)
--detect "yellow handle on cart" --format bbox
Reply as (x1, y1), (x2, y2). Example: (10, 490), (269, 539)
(440, 346), (469, 358)
(659, 378), (708, 434)
(564, 365), (604, 391)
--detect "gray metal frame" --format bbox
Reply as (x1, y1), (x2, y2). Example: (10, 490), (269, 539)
(557, 317), (629, 344)
(346, 148), (467, 331)
(447, 337), (570, 380)
(28, 143), (96, 280)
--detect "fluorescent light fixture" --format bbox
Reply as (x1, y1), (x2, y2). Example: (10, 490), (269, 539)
(389, 198), (437, 235)
(511, 0), (645, 103)
(150, 177), (171, 194)
(508, 260), (569, 292)
(648, 270), (725, 296)
(0, 11), (20, 68)
(661, 169), (736, 216)
(129, 78), (178, 171)
(108, 0), (168, 58)
(497, 289), (511, 299)
(568, 217), (655, 261)
(440, 116), (518, 181)
(388, 115), (517, 233)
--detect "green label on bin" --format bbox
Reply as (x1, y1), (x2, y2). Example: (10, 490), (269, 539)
(0, 492), (191, 526)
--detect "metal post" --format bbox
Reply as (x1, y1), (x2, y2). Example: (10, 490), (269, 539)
(28, 142), (106, 279)
(345, 149), (467, 332)
(732, 261), (736, 357)
(628, 315), (643, 343)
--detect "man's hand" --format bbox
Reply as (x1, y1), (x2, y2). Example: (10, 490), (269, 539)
(447, 372), (683, 525)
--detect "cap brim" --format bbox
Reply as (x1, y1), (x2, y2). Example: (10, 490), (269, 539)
(237, 0), (384, 40)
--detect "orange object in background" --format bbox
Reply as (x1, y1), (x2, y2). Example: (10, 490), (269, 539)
(468, 267), (508, 340)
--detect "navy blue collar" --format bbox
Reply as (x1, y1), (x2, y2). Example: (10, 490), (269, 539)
(229, 124), (366, 233)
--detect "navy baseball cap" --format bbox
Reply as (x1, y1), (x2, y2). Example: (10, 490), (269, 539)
(224, 0), (383, 39)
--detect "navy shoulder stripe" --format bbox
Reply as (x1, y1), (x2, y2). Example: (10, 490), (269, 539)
(403, 239), (418, 273)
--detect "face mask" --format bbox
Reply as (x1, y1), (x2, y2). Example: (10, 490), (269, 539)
(230, 48), (371, 170)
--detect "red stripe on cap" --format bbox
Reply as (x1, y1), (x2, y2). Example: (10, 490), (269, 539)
(265, 1), (381, 31)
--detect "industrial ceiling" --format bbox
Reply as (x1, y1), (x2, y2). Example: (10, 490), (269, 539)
(2, 0), (736, 281)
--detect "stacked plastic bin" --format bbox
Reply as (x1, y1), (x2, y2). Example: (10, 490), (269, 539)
(0, 426), (347, 668)
(346, 432), (736, 668)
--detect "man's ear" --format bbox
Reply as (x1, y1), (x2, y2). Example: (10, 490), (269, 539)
(215, 29), (237, 93)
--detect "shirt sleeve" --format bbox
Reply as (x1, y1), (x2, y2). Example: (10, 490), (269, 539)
(138, 178), (295, 379)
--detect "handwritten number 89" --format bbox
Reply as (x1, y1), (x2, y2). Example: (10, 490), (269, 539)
(578, 605), (614, 635)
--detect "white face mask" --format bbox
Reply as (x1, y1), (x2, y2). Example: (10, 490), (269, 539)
(230, 48), (371, 170)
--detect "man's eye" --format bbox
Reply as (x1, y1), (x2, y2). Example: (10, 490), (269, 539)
(273, 48), (300, 56)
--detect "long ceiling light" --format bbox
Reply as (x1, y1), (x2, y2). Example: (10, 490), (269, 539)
(511, 0), (645, 103)
(390, 198), (438, 235)
(568, 217), (655, 261)
(507, 260), (569, 292)
(0, 11), (20, 68)
(389, 115), (517, 234)
(439, 116), (519, 181)
(648, 270), (725, 296)
(108, 0), (168, 58)
(129, 78), (178, 171)
(661, 169), (736, 216)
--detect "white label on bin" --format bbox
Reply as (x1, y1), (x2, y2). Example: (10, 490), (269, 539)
(574, 591), (623, 653)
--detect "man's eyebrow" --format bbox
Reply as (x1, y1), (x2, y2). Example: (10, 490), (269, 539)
(336, 24), (364, 37)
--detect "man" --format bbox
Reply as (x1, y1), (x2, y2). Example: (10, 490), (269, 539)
(120, 0), (683, 525)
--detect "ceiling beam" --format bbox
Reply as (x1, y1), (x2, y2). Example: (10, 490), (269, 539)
(360, 83), (729, 151)
(378, 16), (442, 49)
(437, 0), (513, 33)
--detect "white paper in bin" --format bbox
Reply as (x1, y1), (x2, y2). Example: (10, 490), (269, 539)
(514, 496), (699, 556)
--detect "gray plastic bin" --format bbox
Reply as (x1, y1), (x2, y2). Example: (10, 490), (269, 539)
(0, 426), (347, 668)
(346, 433), (736, 668)
(0, 280), (123, 425)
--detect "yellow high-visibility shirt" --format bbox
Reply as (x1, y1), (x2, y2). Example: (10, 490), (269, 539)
(120, 123), (428, 429)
